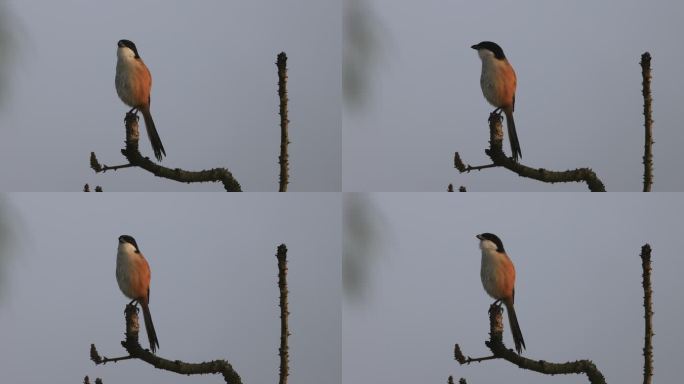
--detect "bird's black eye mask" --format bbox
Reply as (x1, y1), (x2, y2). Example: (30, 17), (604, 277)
(472, 41), (506, 60)
(119, 234), (140, 252)
(118, 39), (140, 58)
(479, 232), (506, 253)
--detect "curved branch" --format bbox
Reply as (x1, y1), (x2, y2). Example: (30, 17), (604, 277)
(454, 303), (606, 384)
(455, 113), (606, 191)
(91, 113), (242, 191)
(91, 304), (242, 384)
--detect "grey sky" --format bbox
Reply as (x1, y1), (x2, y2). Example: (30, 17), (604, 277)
(0, 0), (340, 191)
(343, 0), (684, 191)
(2, 1), (683, 383)
(0, 193), (341, 383)
(343, 193), (684, 383)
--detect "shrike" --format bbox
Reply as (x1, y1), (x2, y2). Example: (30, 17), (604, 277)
(116, 235), (160, 353)
(477, 233), (525, 354)
(115, 39), (166, 161)
(471, 41), (521, 162)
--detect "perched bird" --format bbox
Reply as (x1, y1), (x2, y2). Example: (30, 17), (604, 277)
(471, 41), (521, 162)
(476, 233), (525, 354)
(116, 235), (160, 353)
(115, 39), (166, 161)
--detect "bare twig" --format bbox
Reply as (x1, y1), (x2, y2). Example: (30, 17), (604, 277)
(277, 53), (290, 192)
(90, 342), (134, 364)
(91, 304), (242, 384)
(455, 113), (606, 191)
(91, 114), (242, 191)
(100, 163), (136, 172)
(454, 343), (495, 365)
(276, 244), (290, 384)
(640, 244), (654, 384)
(640, 53), (654, 192)
(454, 152), (496, 173)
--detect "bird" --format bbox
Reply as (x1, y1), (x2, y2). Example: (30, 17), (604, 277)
(116, 235), (160, 353)
(476, 232), (525, 354)
(115, 39), (166, 161)
(471, 41), (521, 162)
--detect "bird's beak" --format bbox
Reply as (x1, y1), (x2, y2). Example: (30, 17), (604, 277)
(476, 234), (482, 240)
(471, 44), (478, 50)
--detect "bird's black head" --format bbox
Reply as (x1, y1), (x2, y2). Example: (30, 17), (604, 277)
(117, 39), (140, 58)
(118, 235), (140, 252)
(471, 41), (506, 60)
(476, 232), (505, 252)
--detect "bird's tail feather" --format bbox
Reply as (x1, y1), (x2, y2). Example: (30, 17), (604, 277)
(141, 106), (166, 161)
(504, 299), (525, 354)
(504, 108), (522, 162)
(140, 299), (160, 353)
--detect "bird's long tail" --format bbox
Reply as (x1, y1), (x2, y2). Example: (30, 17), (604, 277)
(140, 298), (160, 353)
(140, 105), (166, 161)
(504, 107), (522, 162)
(504, 299), (525, 354)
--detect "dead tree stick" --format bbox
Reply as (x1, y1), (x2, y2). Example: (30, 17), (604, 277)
(640, 244), (654, 384)
(276, 244), (290, 384)
(277, 53), (290, 192)
(640, 53), (654, 192)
